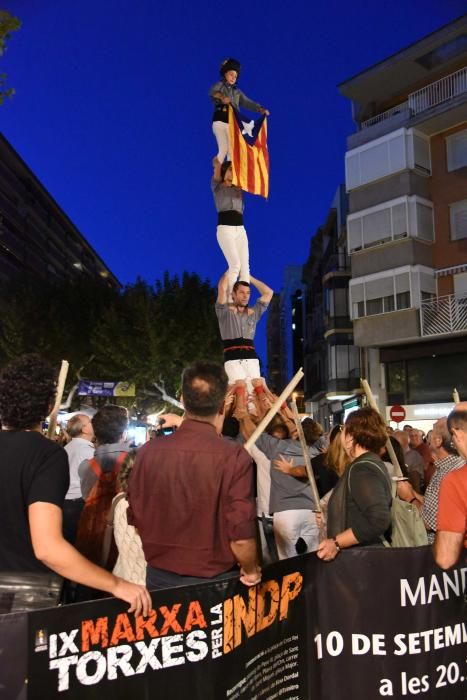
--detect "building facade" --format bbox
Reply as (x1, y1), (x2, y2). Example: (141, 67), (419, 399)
(301, 185), (360, 429)
(0, 133), (119, 287)
(339, 16), (467, 430)
(266, 265), (304, 399)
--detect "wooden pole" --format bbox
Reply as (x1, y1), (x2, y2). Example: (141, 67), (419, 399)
(290, 401), (322, 513)
(360, 378), (403, 478)
(47, 360), (69, 440)
(244, 368), (304, 452)
(453, 388), (460, 403)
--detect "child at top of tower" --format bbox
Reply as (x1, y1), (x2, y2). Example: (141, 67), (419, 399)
(209, 57), (269, 166)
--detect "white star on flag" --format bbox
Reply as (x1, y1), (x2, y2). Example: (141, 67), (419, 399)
(241, 120), (255, 137)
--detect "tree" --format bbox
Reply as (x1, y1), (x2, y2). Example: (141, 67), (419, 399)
(0, 271), (223, 415)
(0, 10), (21, 105)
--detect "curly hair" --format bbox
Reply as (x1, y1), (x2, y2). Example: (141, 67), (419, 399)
(0, 354), (57, 430)
(345, 407), (388, 453)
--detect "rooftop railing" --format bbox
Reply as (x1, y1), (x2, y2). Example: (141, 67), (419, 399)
(361, 102), (409, 129)
(361, 65), (467, 129)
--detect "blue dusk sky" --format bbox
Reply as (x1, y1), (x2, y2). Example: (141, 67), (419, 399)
(1, 1), (465, 363)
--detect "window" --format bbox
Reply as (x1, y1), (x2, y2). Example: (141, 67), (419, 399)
(396, 292), (410, 310)
(355, 301), (364, 318)
(366, 298), (383, 315)
(450, 200), (467, 241)
(421, 290), (435, 303)
(349, 265), (435, 319)
(328, 345), (360, 380)
(446, 129), (467, 172)
(345, 128), (431, 191)
(347, 196), (433, 253)
(454, 272), (467, 297)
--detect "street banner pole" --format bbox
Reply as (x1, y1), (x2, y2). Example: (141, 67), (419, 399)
(244, 368), (304, 452)
(290, 401), (322, 514)
(47, 360), (69, 440)
(360, 378), (403, 477)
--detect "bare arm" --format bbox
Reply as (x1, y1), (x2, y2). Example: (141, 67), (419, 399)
(273, 456), (307, 479)
(249, 276), (273, 304)
(317, 528), (360, 562)
(29, 502), (152, 615)
(230, 538), (261, 586)
(237, 411), (258, 440)
(217, 272), (229, 304)
(433, 531), (464, 569)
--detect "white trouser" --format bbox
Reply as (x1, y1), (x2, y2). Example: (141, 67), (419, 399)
(216, 225), (250, 296)
(212, 121), (230, 163)
(273, 510), (320, 559)
(224, 358), (260, 392)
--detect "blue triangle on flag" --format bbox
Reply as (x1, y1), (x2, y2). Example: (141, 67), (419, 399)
(232, 108), (266, 146)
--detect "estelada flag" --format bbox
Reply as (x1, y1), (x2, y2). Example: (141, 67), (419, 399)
(228, 106), (269, 198)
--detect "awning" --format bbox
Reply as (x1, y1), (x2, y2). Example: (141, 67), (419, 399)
(435, 263), (467, 277)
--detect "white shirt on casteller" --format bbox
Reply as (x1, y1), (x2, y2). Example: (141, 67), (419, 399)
(64, 437), (95, 500)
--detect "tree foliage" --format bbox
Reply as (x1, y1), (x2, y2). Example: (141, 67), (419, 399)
(0, 272), (222, 413)
(0, 10), (21, 105)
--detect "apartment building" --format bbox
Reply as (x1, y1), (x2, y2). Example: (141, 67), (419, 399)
(0, 132), (119, 287)
(266, 265), (304, 400)
(339, 15), (467, 429)
(301, 185), (360, 428)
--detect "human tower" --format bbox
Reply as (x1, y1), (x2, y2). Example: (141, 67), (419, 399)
(209, 58), (273, 412)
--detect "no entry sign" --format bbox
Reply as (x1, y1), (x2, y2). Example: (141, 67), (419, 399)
(389, 404), (406, 423)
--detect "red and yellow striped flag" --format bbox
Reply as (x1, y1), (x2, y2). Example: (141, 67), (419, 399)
(228, 107), (269, 198)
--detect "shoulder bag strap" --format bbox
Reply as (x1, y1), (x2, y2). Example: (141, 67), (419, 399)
(87, 457), (103, 479)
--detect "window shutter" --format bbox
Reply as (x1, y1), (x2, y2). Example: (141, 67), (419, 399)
(450, 200), (467, 241)
(392, 202), (408, 238)
(416, 203), (434, 241)
(347, 217), (362, 252)
(362, 208), (391, 246)
(446, 129), (467, 172)
(366, 276), (394, 299)
(395, 272), (410, 294)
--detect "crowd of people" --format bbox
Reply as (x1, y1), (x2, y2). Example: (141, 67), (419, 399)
(0, 351), (465, 617)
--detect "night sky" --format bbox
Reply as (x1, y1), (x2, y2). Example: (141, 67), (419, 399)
(1, 1), (465, 364)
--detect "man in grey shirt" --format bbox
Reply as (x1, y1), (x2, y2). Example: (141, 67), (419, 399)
(215, 271), (273, 388)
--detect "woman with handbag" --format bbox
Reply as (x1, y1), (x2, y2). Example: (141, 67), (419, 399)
(317, 408), (392, 561)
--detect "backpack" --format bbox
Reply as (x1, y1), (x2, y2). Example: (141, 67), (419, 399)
(75, 451), (128, 569)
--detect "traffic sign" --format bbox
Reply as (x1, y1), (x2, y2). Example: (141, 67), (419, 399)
(389, 404), (406, 423)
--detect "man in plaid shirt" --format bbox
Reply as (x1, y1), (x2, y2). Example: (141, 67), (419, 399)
(421, 417), (464, 543)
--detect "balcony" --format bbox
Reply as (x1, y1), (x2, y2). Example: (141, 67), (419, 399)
(420, 292), (467, 337)
(408, 66), (467, 115)
(359, 66), (467, 134)
(361, 102), (409, 129)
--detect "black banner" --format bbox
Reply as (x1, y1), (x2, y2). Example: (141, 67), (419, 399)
(2, 547), (465, 699)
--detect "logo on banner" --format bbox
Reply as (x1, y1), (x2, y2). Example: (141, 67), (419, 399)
(34, 573), (302, 693)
